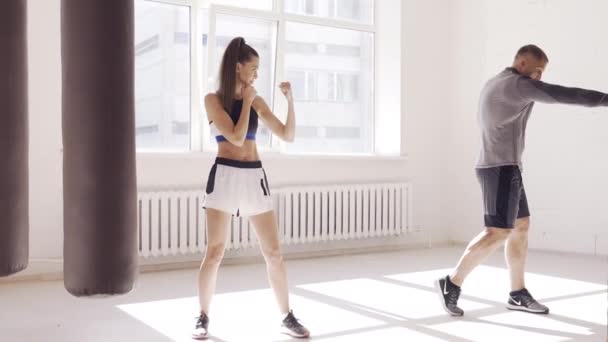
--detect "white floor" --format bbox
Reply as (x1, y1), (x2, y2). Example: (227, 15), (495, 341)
(0, 246), (606, 342)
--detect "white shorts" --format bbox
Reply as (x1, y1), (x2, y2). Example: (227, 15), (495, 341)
(203, 158), (273, 217)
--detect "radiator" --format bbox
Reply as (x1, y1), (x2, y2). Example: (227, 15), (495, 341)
(137, 183), (412, 258)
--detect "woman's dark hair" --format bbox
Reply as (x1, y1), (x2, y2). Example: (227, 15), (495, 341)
(217, 37), (259, 111)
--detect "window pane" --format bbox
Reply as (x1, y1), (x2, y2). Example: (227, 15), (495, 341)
(208, 0), (272, 11)
(287, 70), (307, 100)
(207, 14), (277, 149)
(284, 0), (374, 25)
(135, 1), (190, 151)
(284, 22), (374, 154)
(337, 73), (357, 101)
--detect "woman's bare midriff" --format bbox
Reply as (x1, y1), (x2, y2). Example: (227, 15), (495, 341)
(216, 140), (260, 161)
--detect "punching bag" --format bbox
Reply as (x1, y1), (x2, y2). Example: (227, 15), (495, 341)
(61, 0), (137, 296)
(0, 0), (28, 277)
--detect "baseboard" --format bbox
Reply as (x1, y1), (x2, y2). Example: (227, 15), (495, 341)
(448, 239), (608, 258)
(1, 231), (448, 284)
(0, 259), (63, 284)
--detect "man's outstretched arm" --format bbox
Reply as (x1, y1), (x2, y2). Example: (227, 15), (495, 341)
(517, 77), (608, 107)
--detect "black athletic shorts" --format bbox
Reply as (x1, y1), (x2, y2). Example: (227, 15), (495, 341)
(476, 165), (530, 229)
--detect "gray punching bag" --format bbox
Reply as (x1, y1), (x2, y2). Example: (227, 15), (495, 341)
(0, 0), (29, 277)
(61, 0), (138, 296)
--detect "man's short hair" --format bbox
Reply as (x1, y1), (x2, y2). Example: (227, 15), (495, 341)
(515, 45), (549, 63)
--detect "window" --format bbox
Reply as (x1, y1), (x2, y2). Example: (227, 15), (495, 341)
(209, 0), (272, 11)
(284, 22), (374, 154)
(284, 0), (374, 24)
(207, 14), (277, 149)
(135, 1), (190, 151)
(136, 0), (377, 155)
(337, 73), (358, 102)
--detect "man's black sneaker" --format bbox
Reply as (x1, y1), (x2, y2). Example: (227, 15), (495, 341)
(434, 275), (464, 316)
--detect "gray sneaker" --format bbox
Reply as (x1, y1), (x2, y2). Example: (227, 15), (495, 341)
(507, 288), (549, 314)
(281, 310), (310, 338)
(192, 312), (209, 340)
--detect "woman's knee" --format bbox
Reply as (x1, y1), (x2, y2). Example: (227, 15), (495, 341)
(262, 245), (283, 265)
(203, 245), (225, 265)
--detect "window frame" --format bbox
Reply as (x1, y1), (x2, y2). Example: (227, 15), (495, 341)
(137, 0), (377, 155)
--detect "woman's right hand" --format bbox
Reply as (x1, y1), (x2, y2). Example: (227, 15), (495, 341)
(243, 84), (257, 105)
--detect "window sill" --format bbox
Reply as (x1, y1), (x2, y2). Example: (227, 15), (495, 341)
(136, 150), (408, 162)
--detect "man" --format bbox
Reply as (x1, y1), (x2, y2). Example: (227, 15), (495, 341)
(436, 45), (608, 316)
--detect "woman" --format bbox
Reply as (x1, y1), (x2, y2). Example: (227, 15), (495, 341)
(192, 37), (310, 340)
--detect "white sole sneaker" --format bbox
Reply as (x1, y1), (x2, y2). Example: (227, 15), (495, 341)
(280, 326), (310, 338)
(506, 303), (549, 314)
(191, 329), (208, 340)
(434, 279), (463, 317)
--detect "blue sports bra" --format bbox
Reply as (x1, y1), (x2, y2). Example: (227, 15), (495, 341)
(210, 99), (258, 143)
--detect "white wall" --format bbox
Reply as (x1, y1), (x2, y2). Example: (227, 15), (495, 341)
(402, 0), (453, 241)
(442, 0), (488, 248)
(25, 0), (606, 276)
(28, 0), (63, 260)
(445, 0), (608, 255)
(375, 0), (401, 155)
(21, 0), (452, 275)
